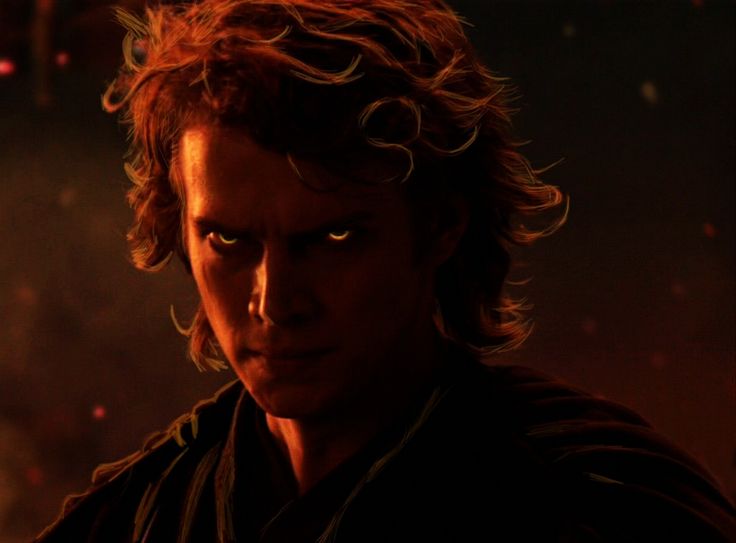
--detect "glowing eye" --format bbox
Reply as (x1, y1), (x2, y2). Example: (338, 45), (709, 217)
(326, 229), (352, 242)
(216, 232), (238, 245)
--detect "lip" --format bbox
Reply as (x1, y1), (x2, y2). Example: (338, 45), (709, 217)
(245, 347), (333, 361)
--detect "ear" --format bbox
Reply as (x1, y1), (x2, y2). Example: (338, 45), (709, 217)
(426, 193), (469, 267)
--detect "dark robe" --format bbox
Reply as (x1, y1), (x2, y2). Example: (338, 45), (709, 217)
(35, 347), (736, 542)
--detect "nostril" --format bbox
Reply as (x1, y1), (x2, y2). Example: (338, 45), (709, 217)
(248, 299), (275, 326)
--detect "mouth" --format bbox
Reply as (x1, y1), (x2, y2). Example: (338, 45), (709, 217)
(244, 347), (333, 364)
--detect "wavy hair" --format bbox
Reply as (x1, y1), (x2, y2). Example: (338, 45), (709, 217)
(103, 0), (566, 371)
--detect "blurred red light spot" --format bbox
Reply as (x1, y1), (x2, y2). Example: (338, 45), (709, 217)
(650, 352), (668, 369)
(92, 405), (107, 420)
(691, 0), (704, 7)
(55, 51), (70, 68)
(37, 0), (55, 15)
(0, 58), (16, 77)
(702, 222), (717, 238)
(58, 186), (77, 207)
(26, 466), (44, 486)
(581, 317), (598, 335)
(671, 280), (686, 298)
(15, 285), (38, 306)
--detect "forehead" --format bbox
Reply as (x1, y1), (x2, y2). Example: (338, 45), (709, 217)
(177, 125), (407, 234)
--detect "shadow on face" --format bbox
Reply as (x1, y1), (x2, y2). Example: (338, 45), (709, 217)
(177, 124), (460, 420)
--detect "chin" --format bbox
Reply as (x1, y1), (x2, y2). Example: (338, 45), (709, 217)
(232, 350), (349, 418)
(244, 378), (337, 420)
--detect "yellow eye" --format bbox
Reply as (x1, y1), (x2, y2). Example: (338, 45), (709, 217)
(215, 232), (238, 245)
(327, 229), (352, 242)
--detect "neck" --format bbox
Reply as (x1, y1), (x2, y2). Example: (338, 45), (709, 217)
(265, 327), (447, 495)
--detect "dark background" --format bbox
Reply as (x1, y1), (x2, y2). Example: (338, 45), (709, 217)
(0, 1), (733, 540)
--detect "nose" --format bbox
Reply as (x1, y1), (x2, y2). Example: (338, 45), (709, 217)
(248, 244), (313, 327)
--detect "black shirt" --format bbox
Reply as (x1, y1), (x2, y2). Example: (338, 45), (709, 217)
(35, 349), (736, 542)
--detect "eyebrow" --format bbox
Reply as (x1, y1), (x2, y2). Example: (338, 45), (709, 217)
(191, 210), (375, 239)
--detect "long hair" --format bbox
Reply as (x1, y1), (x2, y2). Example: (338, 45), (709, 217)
(103, 0), (566, 371)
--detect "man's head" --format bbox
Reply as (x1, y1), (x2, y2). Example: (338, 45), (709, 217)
(177, 123), (464, 417)
(104, 0), (564, 381)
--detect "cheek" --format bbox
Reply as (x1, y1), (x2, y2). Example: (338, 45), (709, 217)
(322, 244), (426, 328)
(189, 248), (251, 327)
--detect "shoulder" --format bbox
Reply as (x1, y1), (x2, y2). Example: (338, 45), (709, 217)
(454, 362), (736, 541)
(34, 379), (243, 542)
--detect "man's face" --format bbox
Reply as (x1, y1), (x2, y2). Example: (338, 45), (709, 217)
(179, 124), (445, 420)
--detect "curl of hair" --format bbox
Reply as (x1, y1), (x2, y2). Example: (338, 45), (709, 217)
(103, 0), (566, 370)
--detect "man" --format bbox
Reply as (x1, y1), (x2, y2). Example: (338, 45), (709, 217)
(36, 0), (735, 541)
